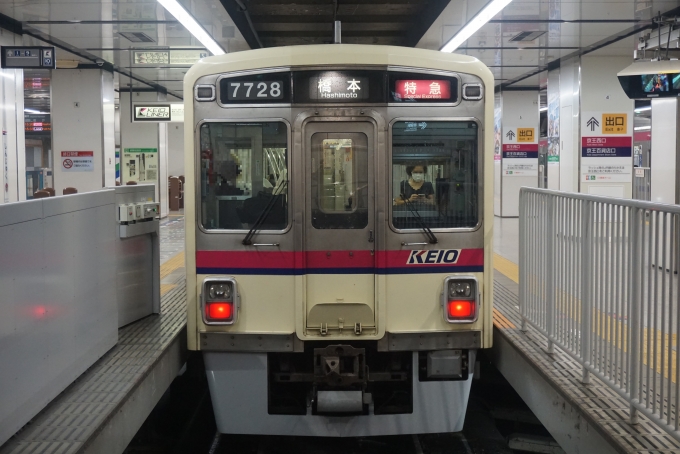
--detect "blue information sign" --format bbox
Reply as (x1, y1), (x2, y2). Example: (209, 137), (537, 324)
(1, 46), (56, 69)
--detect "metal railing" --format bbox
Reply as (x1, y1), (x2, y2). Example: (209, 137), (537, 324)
(519, 187), (680, 441)
(633, 167), (651, 201)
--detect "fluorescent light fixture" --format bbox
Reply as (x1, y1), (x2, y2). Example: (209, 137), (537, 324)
(634, 106), (651, 112)
(634, 126), (651, 131)
(440, 0), (514, 53)
(24, 108), (49, 115)
(539, 107), (547, 112)
(157, 0), (225, 56)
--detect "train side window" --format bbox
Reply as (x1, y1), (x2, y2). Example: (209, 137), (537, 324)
(199, 122), (288, 231)
(391, 121), (479, 230)
(311, 134), (369, 229)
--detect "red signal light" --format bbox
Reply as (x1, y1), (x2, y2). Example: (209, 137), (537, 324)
(448, 300), (474, 319)
(207, 302), (233, 320)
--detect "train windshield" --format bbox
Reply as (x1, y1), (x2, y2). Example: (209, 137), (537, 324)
(199, 122), (288, 231)
(392, 121), (479, 229)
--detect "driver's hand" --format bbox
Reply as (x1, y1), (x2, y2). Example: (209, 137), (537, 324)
(409, 194), (420, 202)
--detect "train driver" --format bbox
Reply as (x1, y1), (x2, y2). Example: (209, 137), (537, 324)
(394, 164), (435, 206)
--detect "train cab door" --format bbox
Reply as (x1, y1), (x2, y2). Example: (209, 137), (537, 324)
(303, 121), (376, 337)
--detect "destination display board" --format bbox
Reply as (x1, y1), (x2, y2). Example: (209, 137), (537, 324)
(1, 46), (56, 69)
(215, 70), (468, 105)
(293, 70), (384, 103)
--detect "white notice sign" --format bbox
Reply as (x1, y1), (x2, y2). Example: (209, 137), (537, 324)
(61, 151), (94, 172)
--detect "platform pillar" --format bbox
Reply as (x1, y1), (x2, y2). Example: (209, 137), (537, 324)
(494, 90), (540, 217)
(51, 68), (115, 194)
(119, 91), (170, 218)
(650, 98), (680, 204)
(0, 30), (26, 204)
(546, 68), (560, 190)
(578, 56), (634, 198)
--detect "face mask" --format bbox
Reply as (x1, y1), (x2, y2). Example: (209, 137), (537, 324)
(411, 172), (424, 183)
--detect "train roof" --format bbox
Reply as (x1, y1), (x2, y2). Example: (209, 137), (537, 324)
(184, 44), (493, 91)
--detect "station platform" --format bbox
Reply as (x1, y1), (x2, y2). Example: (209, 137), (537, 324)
(491, 218), (680, 454)
(2, 215), (679, 454)
(0, 215), (188, 454)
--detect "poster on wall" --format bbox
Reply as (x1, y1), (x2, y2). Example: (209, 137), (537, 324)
(502, 126), (538, 176)
(3, 131), (8, 202)
(547, 84), (560, 165)
(581, 112), (632, 183)
(61, 151), (94, 172)
(494, 95), (502, 161)
(122, 148), (158, 183)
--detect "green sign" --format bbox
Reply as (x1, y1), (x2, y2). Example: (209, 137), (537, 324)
(547, 155), (560, 163)
(124, 148), (157, 153)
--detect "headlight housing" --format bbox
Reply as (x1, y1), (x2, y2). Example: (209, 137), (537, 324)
(441, 276), (479, 323)
(201, 277), (239, 325)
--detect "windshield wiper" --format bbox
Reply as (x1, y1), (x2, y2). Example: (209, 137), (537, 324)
(401, 196), (438, 244)
(242, 180), (288, 246)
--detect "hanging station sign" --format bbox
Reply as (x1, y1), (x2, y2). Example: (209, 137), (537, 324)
(134, 104), (171, 121)
(132, 103), (184, 122)
(133, 49), (209, 65)
(1, 46), (56, 69)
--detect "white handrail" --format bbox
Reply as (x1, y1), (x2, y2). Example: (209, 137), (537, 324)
(520, 187), (680, 441)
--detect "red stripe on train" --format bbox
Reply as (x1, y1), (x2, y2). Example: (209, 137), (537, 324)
(196, 249), (484, 269)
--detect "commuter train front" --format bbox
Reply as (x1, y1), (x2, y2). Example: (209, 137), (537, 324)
(184, 44), (494, 437)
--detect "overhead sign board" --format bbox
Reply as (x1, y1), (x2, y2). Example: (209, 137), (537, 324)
(134, 104), (171, 121)
(133, 49), (209, 65)
(132, 103), (183, 122)
(1, 46), (56, 69)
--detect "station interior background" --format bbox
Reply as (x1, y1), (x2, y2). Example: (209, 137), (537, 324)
(0, 0), (673, 212)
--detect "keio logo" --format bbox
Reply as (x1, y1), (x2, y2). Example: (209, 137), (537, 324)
(407, 249), (460, 265)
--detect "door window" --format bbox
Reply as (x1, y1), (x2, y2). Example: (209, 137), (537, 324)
(311, 133), (368, 229)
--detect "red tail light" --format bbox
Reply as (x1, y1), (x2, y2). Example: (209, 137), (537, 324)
(207, 302), (233, 320)
(448, 300), (475, 319)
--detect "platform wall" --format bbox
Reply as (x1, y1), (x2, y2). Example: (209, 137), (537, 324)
(0, 190), (118, 446)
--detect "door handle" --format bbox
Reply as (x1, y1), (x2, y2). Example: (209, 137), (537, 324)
(368, 230), (374, 243)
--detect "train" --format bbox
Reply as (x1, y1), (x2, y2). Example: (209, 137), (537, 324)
(184, 44), (494, 437)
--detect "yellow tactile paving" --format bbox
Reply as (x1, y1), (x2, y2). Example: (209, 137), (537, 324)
(493, 308), (516, 329)
(160, 284), (178, 296)
(494, 253), (519, 283)
(160, 251), (185, 280)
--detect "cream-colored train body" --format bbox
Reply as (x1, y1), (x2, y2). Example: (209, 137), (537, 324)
(184, 44), (494, 437)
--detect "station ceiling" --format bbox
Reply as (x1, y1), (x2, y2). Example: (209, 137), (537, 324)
(0, 0), (679, 100)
